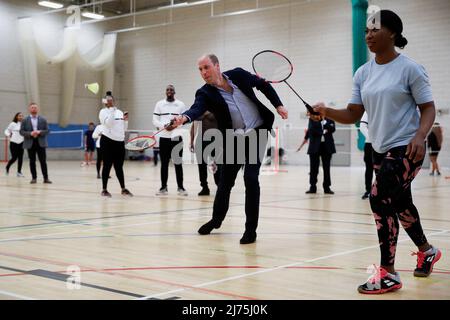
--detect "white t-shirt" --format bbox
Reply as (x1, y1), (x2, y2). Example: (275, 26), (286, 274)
(349, 54), (433, 153)
(152, 99), (187, 139)
(4, 122), (24, 144)
(99, 107), (128, 142)
(92, 124), (104, 148)
(359, 112), (370, 143)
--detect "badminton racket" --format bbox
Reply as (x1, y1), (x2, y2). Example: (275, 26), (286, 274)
(125, 119), (174, 151)
(252, 50), (318, 115)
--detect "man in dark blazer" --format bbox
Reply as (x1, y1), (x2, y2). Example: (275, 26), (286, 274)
(20, 103), (52, 184)
(304, 116), (336, 194)
(172, 54), (288, 244)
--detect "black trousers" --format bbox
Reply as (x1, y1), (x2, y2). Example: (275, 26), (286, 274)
(27, 139), (48, 180)
(153, 148), (159, 166)
(96, 147), (103, 175)
(101, 135), (125, 190)
(309, 142), (332, 189)
(211, 129), (267, 233)
(6, 142), (24, 173)
(159, 137), (184, 189)
(197, 139), (222, 189)
(363, 142), (374, 193)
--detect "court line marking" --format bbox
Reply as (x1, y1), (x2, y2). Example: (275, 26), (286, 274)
(0, 204), (446, 243)
(0, 289), (35, 300)
(0, 203), (217, 236)
(0, 250), (257, 300)
(2, 265), (449, 278)
(0, 214), (204, 242)
(135, 229), (449, 299)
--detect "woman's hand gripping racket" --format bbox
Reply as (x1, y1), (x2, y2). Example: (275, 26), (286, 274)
(125, 119), (175, 151)
(252, 50), (319, 115)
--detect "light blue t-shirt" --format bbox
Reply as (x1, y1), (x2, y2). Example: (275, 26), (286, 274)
(349, 54), (433, 153)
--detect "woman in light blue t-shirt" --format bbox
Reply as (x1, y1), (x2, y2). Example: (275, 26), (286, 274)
(311, 10), (441, 294)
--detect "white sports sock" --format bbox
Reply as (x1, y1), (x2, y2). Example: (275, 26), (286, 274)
(424, 246), (435, 256)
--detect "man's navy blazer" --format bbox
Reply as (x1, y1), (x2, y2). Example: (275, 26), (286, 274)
(305, 118), (336, 155)
(183, 68), (283, 131)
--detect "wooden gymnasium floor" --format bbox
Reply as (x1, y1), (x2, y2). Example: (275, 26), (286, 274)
(0, 161), (448, 300)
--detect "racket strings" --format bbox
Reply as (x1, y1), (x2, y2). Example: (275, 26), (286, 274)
(253, 52), (292, 82)
(126, 136), (156, 151)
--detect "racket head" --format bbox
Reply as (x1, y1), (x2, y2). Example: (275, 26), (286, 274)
(125, 135), (156, 151)
(252, 50), (293, 83)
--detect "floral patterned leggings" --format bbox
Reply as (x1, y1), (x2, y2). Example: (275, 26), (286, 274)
(370, 145), (428, 266)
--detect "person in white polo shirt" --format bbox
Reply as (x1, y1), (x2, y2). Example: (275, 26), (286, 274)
(98, 91), (133, 198)
(153, 85), (188, 196)
(4, 112), (25, 177)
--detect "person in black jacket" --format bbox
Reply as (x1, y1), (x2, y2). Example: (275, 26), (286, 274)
(304, 116), (336, 194)
(172, 54), (288, 244)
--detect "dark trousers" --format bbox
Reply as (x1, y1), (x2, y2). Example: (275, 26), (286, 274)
(27, 139), (48, 180)
(153, 148), (159, 166)
(370, 145), (427, 267)
(96, 147), (103, 175)
(159, 137), (184, 189)
(211, 129), (267, 233)
(101, 135), (125, 190)
(6, 142), (24, 173)
(309, 142), (332, 189)
(363, 142), (374, 193)
(197, 140), (222, 189)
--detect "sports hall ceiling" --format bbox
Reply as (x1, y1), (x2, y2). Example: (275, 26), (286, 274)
(39, 0), (215, 15)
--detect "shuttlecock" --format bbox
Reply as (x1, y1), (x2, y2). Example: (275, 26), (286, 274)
(85, 82), (99, 95)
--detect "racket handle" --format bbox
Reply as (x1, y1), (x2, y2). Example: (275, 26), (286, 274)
(283, 80), (319, 115)
(164, 118), (175, 127)
(304, 102), (320, 115)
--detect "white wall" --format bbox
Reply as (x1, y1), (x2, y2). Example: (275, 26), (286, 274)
(116, 0), (450, 167)
(0, 0), (117, 160)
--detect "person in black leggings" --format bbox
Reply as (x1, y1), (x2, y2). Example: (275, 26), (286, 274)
(98, 92), (132, 197)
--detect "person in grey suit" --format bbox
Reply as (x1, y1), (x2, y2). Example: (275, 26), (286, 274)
(20, 103), (52, 184)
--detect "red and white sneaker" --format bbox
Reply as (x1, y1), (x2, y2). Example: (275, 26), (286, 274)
(357, 265), (402, 294)
(412, 247), (442, 277)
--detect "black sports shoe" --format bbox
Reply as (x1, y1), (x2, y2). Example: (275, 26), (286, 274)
(412, 247), (442, 277)
(198, 220), (221, 235)
(240, 231), (257, 244)
(121, 188), (133, 197)
(101, 190), (112, 197)
(357, 265), (402, 294)
(198, 188), (210, 196)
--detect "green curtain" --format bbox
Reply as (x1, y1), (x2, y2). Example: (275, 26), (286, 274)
(351, 0), (368, 151)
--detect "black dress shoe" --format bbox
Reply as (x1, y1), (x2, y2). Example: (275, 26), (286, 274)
(43, 179), (52, 184)
(361, 191), (370, 199)
(198, 220), (221, 235)
(198, 188), (210, 196)
(324, 189), (334, 194)
(305, 188), (316, 194)
(240, 231), (257, 244)
(30, 179), (37, 184)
